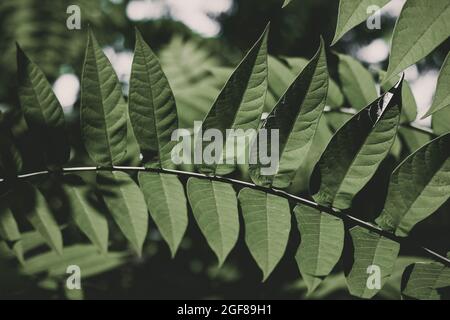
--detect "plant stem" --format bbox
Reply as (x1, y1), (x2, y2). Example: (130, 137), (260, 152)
(1, 165), (449, 266)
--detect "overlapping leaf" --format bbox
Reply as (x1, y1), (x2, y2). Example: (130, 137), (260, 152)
(294, 204), (344, 294)
(81, 30), (127, 166)
(138, 172), (187, 257)
(197, 24), (268, 175)
(129, 29), (178, 168)
(0, 196), (23, 263)
(384, 0), (450, 82)
(10, 182), (63, 254)
(238, 188), (290, 281)
(346, 226), (400, 299)
(331, 0), (390, 45)
(433, 107), (450, 135)
(423, 52), (450, 118)
(187, 178), (239, 266)
(282, 0), (292, 8)
(21, 245), (128, 278)
(17, 45), (69, 166)
(378, 70), (417, 123)
(312, 78), (403, 209)
(376, 133), (450, 236)
(97, 171), (148, 256)
(268, 56), (343, 109)
(337, 53), (377, 110)
(401, 261), (450, 300)
(63, 175), (108, 254)
(249, 39), (328, 188)
(0, 132), (22, 179)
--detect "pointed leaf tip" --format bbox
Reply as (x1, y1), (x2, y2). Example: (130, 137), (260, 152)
(282, 0), (292, 8)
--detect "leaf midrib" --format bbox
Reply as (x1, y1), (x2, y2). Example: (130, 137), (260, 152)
(159, 174), (177, 247)
(270, 51), (323, 183)
(394, 160), (449, 230)
(71, 185), (103, 247)
(389, 3), (450, 78)
(332, 100), (398, 206)
(338, 1), (368, 40)
(210, 181), (225, 258)
(138, 37), (164, 168)
(88, 39), (115, 165)
(115, 173), (141, 247)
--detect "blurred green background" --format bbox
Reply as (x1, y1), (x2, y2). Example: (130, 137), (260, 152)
(0, 0), (449, 299)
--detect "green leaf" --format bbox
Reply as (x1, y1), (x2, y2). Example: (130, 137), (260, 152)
(375, 133), (450, 236)
(198, 24), (269, 175)
(346, 226), (400, 299)
(16, 44), (69, 166)
(0, 196), (23, 263)
(378, 70), (417, 123)
(187, 178), (239, 266)
(21, 245), (128, 278)
(129, 29), (178, 168)
(384, 0), (450, 82)
(238, 188), (290, 281)
(294, 204), (344, 294)
(64, 286), (84, 300)
(326, 77), (345, 109)
(63, 175), (108, 254)
(401, 262), (450, 300)
(249, 39), (328, 188)
(267, 56), (301, 103)
(81, 30), (127, 166)
(423, 52), (450, 118)
(269, 56), (343, 109)
(0, 229), (48, 260)
(382, 80), (413, 121)
(312, 79), (403, 209)
(0, 132), (22, 179)
(10, 182), (63, 255)
(432, 107), (450, 135)
(337, 53), (377, 110)
(138, 172), (187, 257)
(377, 256), (426, 300)
(282, 0), (292, 8)
(282, 55), (344, 108)
(398, 126), (431, 153)
(97, 171), (148, 256)
(331, 0), (390, 45)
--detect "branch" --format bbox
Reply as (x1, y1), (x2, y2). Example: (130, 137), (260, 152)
(2, 165), (449, 267)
